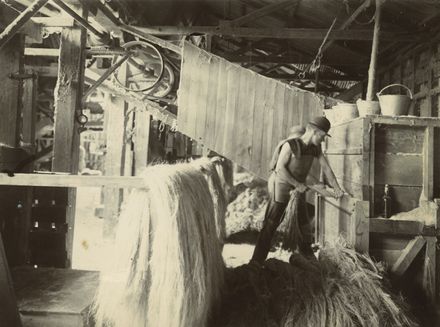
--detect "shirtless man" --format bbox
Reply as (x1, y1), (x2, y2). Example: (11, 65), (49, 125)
(251, 116), (343, 264)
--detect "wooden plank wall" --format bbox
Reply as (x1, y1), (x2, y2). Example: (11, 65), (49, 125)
(178, 42), (332, 179)
(373, 124), (425, 216)
(340, 42), (440, 118)
(324, 118), (365, 199)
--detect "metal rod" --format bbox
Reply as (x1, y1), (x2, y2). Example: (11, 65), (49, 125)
(0, 0), (49, 50)
(51, 0), (107, 40)
(82, 53), (131, 101)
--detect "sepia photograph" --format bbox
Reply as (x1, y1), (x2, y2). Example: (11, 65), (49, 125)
(0, 0), (439, 326)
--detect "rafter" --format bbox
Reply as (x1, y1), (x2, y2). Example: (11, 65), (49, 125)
(223, 0), (298, 27)
(134, 25), (418, 41)
(222, 54), (368, 66)
(262, 72), (363, 81)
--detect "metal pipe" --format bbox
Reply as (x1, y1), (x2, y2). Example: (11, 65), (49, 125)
(51, 0), (107, 40)
(82, 53), (131, 102)
(0, 0), (49, 50)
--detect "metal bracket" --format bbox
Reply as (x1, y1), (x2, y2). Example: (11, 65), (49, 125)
(9, 72), (37, 80)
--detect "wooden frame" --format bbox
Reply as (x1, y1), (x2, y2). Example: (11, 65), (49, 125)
(317, 115), (440, 304)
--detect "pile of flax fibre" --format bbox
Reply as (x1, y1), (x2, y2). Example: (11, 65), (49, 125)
(214, 242), (417, 327)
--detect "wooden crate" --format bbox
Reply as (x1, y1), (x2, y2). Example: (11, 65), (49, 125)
(11, 267), (99, 327)
(316, 116), (440, 304)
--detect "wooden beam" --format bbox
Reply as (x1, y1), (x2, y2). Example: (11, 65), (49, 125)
(24, 48), (59, 57)
(102, 92), (126, 238)
(30, 16), (74, 27)
(18, 75), (37, 266)
(84, 69), (177, 127)
(52, 19), (87, 267)
(0, 0), (49, 50)
(24, 64), (58, 77)
(350, 201), (369, 253)
(422, 126), (434, 202)
(222, 54), (368, 66)
(423, 236), (436, 302)
(120, 24), (181, 54)
(0, 173), (146, 188)
(366, 0), (382, 100)
(21, 72), (37, 150)
(133, 111), (151, 175)
(0, 34), (23, 147)
(263, 72), (363, 81)
(87, 0), (123, 37)
(224, 0), (296, 27)
(391, 236), (426, 276)
(51, 0), (107, 39)
(370, 218), (427, 236)
(9, 0), (59, 16)
(134, 25), (418, 41)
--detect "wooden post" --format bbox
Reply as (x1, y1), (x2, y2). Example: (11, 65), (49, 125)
(350, 201), (370, 253)
(103, 93), (126, 238)
(422, 126), (434, 203)
(133, 110), (151, 176)
(16, 72), (38, 265)
(423, 236), (436, 303)
(366, 0), (382, 101)
(0, 34), (24, 147)
(52, 11), (87, 267)
(21, 74), (37, 151)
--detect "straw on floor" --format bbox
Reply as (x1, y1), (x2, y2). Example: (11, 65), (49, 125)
(216, 240), (418, 327)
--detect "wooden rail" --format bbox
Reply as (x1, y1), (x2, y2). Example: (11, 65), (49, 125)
(0, 173), (147, 189)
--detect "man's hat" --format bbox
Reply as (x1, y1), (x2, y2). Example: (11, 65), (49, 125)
(309, 116), (331, 137)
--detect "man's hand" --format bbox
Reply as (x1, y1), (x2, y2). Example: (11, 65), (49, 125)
(333, 187), (344, 199)
(296, 183), (308, 193)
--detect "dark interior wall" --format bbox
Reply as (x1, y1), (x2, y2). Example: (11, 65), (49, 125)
(0, 147), (30, 267)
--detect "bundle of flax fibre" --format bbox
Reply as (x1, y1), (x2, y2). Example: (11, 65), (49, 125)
(92, 160), (225, 327)
(216, 241), (417, 327)
(191, 157), (227, 244)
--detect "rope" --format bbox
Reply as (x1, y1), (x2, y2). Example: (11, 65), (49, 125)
(299, 17), (338, 79)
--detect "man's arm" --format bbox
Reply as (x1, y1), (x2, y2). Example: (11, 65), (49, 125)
(276, 143), (307, 192)
(318, 153), (344, 198)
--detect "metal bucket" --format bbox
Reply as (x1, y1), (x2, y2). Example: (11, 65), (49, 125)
(377, 84), (413, 116)
(331, 103), (358, 123)
(356, 99), (380, 117)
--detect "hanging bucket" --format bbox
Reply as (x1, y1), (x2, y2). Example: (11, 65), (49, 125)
(356, 99), (381, 117)
(377, 84), (413, 116)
